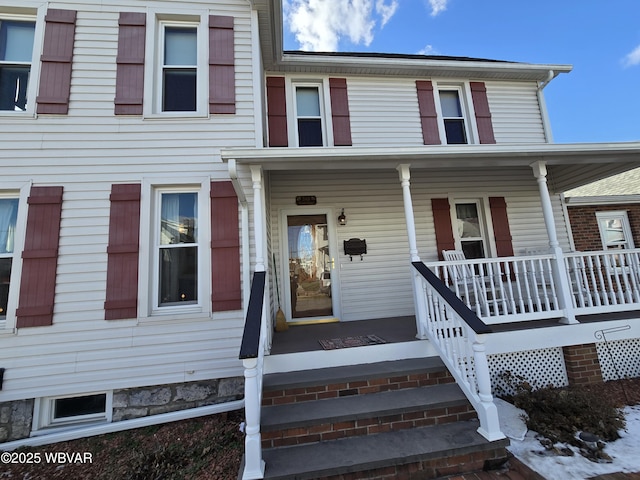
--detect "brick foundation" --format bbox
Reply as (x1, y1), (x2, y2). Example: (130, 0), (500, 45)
(563, 343), (603, 386)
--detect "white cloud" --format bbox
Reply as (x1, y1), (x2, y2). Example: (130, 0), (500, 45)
(417, 44), (437, 55)
(286, 0), (398, 51)
(622, 44), (640, 68)
(427, 0), (449, 16)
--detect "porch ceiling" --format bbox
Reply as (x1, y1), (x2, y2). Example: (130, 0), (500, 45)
(221, 142), (640, 192)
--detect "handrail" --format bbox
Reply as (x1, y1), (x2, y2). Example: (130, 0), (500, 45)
(412, 261), (492, 334)
(239, 271), (266, 360)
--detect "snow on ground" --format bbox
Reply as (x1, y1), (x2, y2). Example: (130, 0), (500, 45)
(498, 400), (640, 479)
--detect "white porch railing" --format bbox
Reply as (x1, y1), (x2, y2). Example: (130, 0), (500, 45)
(412, 262), (505, 442)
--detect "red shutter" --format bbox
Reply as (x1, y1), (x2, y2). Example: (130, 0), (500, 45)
(266, 76), (288, 147)
(210, 181), (241, 312)
(16, 186), (63, 328)
(209, 15), (235, 114)
(104, 184), (141, 320)
(329, 78), (352, 146)
(431, 198), (455, 260)
(114, 12), (146, 115)
(470, 82), (496, 144)
(416, 81), (441, 145)
(489, 197), (514, 257)
(36, 9), (76, 115)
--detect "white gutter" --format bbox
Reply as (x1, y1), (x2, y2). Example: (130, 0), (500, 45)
(0, 399), (244, 451)
(228, 159), (251, 312)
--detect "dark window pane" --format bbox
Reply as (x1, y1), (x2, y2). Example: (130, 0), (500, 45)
(159, 246), (198, 305)
(444, 119), (467, 144)
(461, 240), (484, 259)
(163, 69), (196, 112)
(298, 119), (323, 147)
(54, 394), (106, 419)
(0, 66), (30, 111)
(0, 258), (11, 319)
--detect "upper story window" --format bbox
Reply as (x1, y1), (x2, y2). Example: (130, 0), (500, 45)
(162, 25), (197, 112)
(596, 211), (634, 250)
(294, 84), (325, 147)
(438, 87), (468, 145)
(0, 17), (35, 112)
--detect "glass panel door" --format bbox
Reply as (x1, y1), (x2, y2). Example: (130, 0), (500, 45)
(287, 214), (333, 319)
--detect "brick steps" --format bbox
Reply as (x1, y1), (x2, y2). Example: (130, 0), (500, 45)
(255, 358), (510, 480)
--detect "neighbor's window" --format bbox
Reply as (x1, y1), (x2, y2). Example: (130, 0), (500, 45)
(596, 211), (634, 250)
(295, 85), (324, 147)
(438, 88), (468, 144)
(162, 25), (198, 112)
(0, 18), (36, 112)
(0, 197), (18, 321)
(455, 201), (486, 259)
(157, 191), (198, 306)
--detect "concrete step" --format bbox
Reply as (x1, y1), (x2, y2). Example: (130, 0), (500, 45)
(262, 357), (454, 406)
(261, 419), (510, 480)
(261, 383), (475, 448)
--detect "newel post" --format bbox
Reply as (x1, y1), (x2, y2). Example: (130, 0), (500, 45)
(397, 164), (428, 339)
(472, 334), (504, 441)
(242, 357), (265, 479)
(531, 161), (577, 324)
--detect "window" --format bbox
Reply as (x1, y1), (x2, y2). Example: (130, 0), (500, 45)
(0, 197), (18, 322)
(33, 392), (111, 433)
(156, 190), (199, 307)
(162, 25), (197, 111)
(596, 211), (634, 250)
(438, 88), (468, 144)
(454, 201), (487, 259)
(294, 84), (324, 147)
(0, 17), (35, 112)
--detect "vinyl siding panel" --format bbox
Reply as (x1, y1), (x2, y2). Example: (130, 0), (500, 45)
(0, 0), (254, 402)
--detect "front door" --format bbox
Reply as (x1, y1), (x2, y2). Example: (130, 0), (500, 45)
(283, 212), (338, 323)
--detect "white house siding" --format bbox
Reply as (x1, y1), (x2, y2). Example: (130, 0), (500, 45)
(347, 78), (424, 147)
(484, 81), (546, 144)
(0, 0), (257, 403)
(268, 167), (572, 322)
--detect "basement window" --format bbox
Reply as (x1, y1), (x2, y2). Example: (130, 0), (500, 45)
(33, 392), (112, 434)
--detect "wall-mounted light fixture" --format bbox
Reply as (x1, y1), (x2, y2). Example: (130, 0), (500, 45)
(338, 208), (346, 226)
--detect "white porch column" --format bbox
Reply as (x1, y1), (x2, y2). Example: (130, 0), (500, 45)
(531, 161), (577, 324)
(251, 165), (266, 272)
(242, 357), (265, 479)
(397, 164), (428, 339)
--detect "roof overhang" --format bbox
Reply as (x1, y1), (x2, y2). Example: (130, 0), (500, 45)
(221, 142), (640, 192)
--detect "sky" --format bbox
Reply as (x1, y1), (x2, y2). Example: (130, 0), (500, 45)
(282, 0), (640, 144)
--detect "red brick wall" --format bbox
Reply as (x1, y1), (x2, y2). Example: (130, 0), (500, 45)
(567, 204), (640, 251)
(563, 343), (603, 386)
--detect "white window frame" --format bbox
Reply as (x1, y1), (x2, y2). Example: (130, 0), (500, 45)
(32, 391), (112, 435)
(450, 198), (494, 258)
(138, 178), (211, 321)
(0, 7), (45, 118)
(0, 182), (29, 334)
(596, 210), (635, 250)
(144, 11), (208, 118)
(286, 78), (333, 147)
(433, 82), (477, 145)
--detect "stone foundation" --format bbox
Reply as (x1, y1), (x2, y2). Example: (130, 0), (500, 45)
(0, 399), (34, 442)
(112, 377), (244, 422)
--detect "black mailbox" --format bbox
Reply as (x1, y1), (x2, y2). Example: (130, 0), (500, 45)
(344, 238), (367, 260)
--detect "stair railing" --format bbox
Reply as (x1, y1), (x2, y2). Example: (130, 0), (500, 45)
(239, 271), (267, 479)
(412, 262), (505, 442)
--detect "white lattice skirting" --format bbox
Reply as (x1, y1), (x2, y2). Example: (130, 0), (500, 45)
(596, 338), (640, 381)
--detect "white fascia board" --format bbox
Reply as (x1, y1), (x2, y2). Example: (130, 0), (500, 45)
(565, 195), (640, 205)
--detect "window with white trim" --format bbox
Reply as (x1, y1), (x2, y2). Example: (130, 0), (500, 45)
(596, 211), (634, 250)
(437, 87), (469, 144)
(0, 15), (36, 112)
(156, 190), (199, 307)
(453, 200), (488, 259)
(293, 82), (325, 147)
(0, 196), (18, 325)
(148, 14), (207, 115)
(33, 392), (112, 434)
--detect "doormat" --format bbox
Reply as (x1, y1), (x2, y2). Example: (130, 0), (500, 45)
(318, 335), (387, 350)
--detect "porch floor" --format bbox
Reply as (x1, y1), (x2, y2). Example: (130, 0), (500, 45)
(269, 316), (418, 355)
